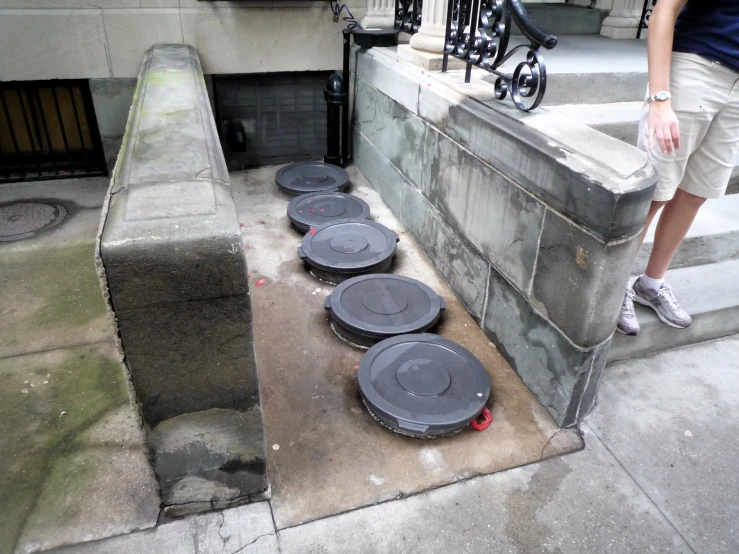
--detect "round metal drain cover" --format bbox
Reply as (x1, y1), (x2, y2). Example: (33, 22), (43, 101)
(287, 192), (370, 234)
(298, 219), (399, 284)
(358, 334), (491, 438)
(275, 162), (350, 197)
(325, 274), (445, 348)
(0, 202), (67, 242)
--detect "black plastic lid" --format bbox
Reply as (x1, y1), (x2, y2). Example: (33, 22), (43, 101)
(287, 192), (370, 233)
(298, 219), (399, 275)
(325, 275), (445, 342)
(275, 162), (350, 197)
(358, 334), (491, 437)
(352, 29), (400, 48)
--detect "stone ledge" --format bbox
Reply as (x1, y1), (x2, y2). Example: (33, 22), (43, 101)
(356, 46), (656, 242)
(97, 45), (262, 429)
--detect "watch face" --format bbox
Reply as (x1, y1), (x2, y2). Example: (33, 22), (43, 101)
(657, 92), (669, 101)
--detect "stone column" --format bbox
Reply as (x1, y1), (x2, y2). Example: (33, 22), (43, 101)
(600, 0), (644, 39)
(361, 0), (396, 29)
(409, 0), (448, 54)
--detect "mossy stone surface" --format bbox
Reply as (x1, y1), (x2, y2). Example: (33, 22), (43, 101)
(0, 343), (158, 553)
(0, 242), (111, 358)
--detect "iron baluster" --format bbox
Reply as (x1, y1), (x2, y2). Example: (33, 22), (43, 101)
(442, 0), (556, 111)
(637, 0), (657, 40)
(395, 0), (423, 34)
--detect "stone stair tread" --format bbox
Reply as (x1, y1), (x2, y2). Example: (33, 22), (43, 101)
(644, 193), (739, 244)
(609, 259), (739, 362)
(548, 102), (739, 188)
(501, 36), (647, 74)
(545, 102), (642, 125)
(512, 4), (608, 37)
(546, 101), (641, 121)
(635, 194), (739, 271)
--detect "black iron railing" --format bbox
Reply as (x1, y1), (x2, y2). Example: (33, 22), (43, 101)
(442, 0), (557, 111)
(637, 0), (657, 39)
(395, 0), (423, 34)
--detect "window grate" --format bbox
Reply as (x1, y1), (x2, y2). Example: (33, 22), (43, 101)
(213, 72), (331, 169)
(0, 80), (107, 183)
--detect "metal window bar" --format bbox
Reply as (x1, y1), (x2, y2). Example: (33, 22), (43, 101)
(395, 0), (423, 34)
(442, 0), (557, 111)
(637, 0), (657, 39)
(0, 80), (106, 183)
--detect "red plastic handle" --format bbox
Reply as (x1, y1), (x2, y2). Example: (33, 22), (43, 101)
(471, 407), (492, 431)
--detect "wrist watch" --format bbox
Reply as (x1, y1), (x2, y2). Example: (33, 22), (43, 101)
(648, 91), (672, 103)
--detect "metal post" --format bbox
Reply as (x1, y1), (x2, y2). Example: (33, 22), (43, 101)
(324, 74), (343, 166)
(442, 0), (455, 73)
(341, 28), (351, 167)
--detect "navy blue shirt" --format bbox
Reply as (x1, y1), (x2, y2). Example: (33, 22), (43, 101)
(673, 0), (739, 73)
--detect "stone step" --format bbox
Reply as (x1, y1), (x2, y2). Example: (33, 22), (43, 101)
(608, 259), (739, 362)
(635, 193), (739, 272)
(512, 4), (609, 36)
(546, 101), (739, 194)
(490, 36), (649, 105)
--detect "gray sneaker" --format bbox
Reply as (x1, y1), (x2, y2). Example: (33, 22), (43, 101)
(633, 277), (692, 329)
(616, 288), (640, 335)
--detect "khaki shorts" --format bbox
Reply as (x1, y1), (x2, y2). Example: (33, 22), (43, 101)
(638, 52), (739, 202)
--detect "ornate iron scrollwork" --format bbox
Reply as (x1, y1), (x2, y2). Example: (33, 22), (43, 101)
(395, 0), (423, 35)
(442, 0), (557, 111)
(637, 0), (657, 39)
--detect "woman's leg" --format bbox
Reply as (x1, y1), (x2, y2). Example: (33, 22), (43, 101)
(644, 189), (706, 279)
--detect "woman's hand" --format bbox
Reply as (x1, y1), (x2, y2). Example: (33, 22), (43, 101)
(648, 101), (680, 154)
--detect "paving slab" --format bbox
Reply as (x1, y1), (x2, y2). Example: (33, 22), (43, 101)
(0, 177), (159, 554)
(0, 342), (158, 554)
(591, 337), (739, 554)
(0, 178), (112, 358)
(277, 425), (690, 554)
(50, 502), (277, 554)
(231, 165), (582, 530)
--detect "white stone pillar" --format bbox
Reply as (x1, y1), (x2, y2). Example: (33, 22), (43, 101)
(409, 0), (448, 54)
(600, 0), (644, 39)
(361, 0), (396, 29)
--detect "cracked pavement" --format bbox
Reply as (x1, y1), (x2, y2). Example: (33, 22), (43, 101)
(50, 335), (739, 554)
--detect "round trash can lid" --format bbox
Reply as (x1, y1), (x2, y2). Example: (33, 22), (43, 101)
(326, 274), (444, 341)
(287, 192), (370, 233)
(358, 334), (491, 437)
(275, 162), (350, 196)
(298, 219), (399, 275)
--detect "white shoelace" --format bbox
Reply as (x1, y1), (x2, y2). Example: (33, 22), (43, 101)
(657, 284), (680, 310)
(622, 289), (636, 315)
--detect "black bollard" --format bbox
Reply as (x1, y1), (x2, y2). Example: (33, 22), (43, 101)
(341, 28), (351, 167)
(324, 74), (345, 167)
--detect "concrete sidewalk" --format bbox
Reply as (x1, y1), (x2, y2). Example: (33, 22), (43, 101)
(51, 335), (739, 554)
(0, 178), (160, 554)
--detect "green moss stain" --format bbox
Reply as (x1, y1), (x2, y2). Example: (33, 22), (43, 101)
(0, 343), (130, 552)
(0, 242), (109, 357)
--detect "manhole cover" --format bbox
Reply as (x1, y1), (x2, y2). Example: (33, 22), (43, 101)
(287, 191), (370, 234)
(298, 219), (399, 284)
(325, 274), (445, 348)
(275, 162), (350, 197)
(0, 202), (67, 242)
(358, 334), (491, 438)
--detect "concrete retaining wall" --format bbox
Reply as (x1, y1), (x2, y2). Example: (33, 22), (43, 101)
(352, 47), (655, 427)
(96, 44), (268, 514)
(97, 44), (260, 425)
